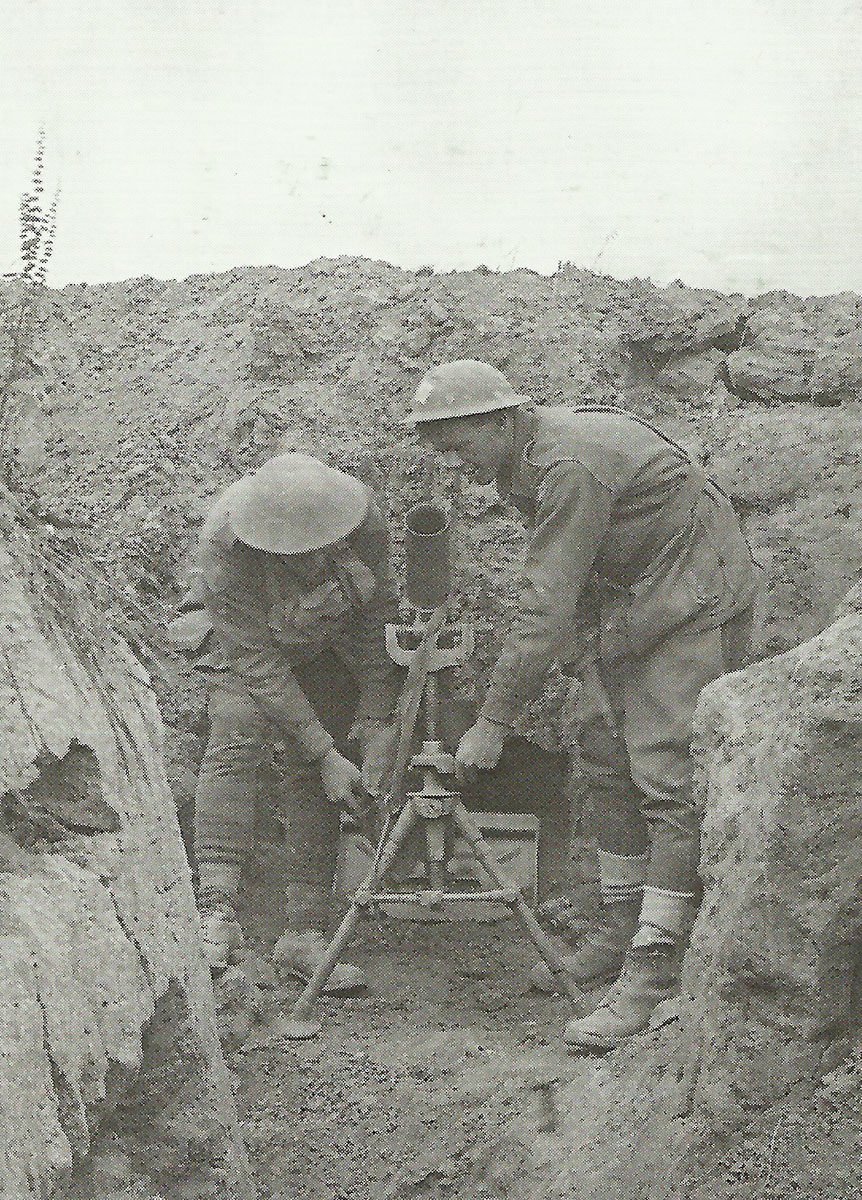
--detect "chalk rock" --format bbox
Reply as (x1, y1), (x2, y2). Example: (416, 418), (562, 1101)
(726, 308), (862, 405)
(0, 529), (254, 1200)
(621, 283), (748, 363)
(479, 586), (862, 1200)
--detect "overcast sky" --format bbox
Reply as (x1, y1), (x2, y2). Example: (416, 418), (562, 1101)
(3, 0), (861, 295)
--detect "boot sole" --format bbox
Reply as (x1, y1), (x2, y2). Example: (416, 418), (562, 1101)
(564, 1032), (628, 1052)
(564, 992), (679, 1050)
(281, 966), (367, 996)
(564, 1016), (649, 1051)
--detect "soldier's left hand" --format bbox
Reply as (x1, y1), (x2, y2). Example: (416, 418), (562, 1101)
(454, 717), (507, 783)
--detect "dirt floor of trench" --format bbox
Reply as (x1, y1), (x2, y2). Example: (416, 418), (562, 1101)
(229, 910), (862, 1200)
(233, 916), (590, 1200)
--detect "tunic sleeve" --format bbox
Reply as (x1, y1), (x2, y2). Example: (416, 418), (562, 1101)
(200, 539), (335, 761)
(480, 462), (613, 726)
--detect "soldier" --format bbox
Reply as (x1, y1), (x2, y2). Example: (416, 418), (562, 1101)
(173, 453), (400, 987)
(406, 360), (758, 1049)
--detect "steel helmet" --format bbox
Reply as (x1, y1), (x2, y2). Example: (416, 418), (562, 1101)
(228, 453), (369, 554)
(405, 360), (524, 426)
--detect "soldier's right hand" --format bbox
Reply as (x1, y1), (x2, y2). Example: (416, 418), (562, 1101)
(319, 747), (363, 811)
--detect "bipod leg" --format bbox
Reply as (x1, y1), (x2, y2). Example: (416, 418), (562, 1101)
(449, 800), (585, 1005)
(260, 798), (420, 1042)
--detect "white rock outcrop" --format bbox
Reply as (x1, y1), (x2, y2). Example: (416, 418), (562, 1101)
(0, 527), (253, 1200)
(464, 583), (862, 1199)
(726, 309), (862, 405)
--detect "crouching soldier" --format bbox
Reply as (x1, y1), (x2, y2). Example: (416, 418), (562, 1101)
(172, 453), (400, 987)
(406, 360), (758, 1049)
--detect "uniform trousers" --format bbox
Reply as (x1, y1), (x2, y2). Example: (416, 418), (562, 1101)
(574, 607), (753, 893)
(193, 651), (358, 926)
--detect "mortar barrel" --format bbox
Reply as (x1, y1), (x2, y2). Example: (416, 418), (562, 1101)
(404, 502), (451, 609)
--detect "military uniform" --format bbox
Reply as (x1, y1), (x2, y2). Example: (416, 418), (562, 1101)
(179, 480), (400, 930)
(479, 403), (759, 896)
(408, 360), (761, 1043)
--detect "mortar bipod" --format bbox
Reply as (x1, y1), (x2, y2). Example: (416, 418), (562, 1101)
(264, 628), (584, 1041)
(385, 616), (474, 671)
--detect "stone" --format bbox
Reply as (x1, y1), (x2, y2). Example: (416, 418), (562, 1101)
(726, 308), (862, 405)
(621, 283), (748, 364)
(0, 532), (255, 1200)
(475, 585), (862, 1199)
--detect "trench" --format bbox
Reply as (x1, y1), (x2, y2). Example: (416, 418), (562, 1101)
(187, 721), (598, 1200)
(5, 263), (862, 1198)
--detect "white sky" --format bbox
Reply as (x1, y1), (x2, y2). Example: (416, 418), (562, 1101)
(2, 0), (861, 295)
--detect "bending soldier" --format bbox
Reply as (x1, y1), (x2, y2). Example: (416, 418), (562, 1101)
(175, 453), (399, 987)
(407, 360), (758, 1049)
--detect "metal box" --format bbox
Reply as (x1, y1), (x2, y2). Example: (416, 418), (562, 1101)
(338, 810), (540, 922)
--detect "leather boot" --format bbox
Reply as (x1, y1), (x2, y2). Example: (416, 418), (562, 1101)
(530, 899), (640, 994)
(563, 939), (682, 1050)
(271, 929), (366, 994)
(275, 884), (366, 994)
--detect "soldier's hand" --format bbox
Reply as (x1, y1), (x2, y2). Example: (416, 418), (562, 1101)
(454, 717), (507, 783)
(357, 720), (399, 797)
(319, 748), (363, 811)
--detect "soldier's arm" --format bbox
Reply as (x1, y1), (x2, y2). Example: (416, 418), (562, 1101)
(344, 496), (402, 726)
(200, 543), (335, 761)
(479, 462), (613, 727)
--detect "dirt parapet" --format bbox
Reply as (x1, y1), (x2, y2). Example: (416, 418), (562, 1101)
(0, 513), (253, 1200)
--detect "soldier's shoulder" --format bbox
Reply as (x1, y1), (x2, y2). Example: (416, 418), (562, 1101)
(527, 404), (669, 488)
